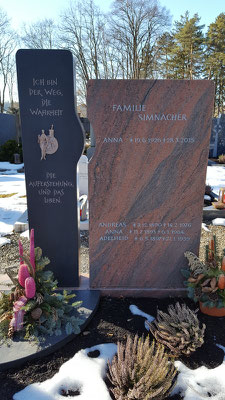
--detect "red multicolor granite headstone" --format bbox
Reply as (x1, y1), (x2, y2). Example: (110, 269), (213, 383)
(87, 80), (214, 295)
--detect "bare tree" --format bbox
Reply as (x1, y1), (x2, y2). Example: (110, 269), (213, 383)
(109, 0), (171, 79)
(0, 8), (17, 112)
(20, 19), (57, 49)
(59, 0), (120, 101)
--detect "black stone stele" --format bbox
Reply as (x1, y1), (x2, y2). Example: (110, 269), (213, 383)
(16, 50), (85, 287)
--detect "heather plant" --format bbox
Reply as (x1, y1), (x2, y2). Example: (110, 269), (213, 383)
(148, 302), (205, 357)
(107, 334), (177, 400)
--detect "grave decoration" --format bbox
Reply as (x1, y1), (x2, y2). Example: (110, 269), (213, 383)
(213, 187), (225, 209)
(0, 229), (83, 342)
(182, 235), (225, 316)
(87, 80), (214, 294)
(16, 50), (84, 287)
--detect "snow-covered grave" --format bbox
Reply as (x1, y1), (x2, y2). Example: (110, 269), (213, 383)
(13, 304), (225, 400)
(13, 343), (117, 400)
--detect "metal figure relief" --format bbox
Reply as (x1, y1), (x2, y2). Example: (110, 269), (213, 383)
(38, 124), (58, 160)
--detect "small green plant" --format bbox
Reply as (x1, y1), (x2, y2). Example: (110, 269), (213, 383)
(218, 154), (225, 164)
(148, 303), (205, 357)
(107, 334), (177, 400)
(0, 139), (23, 163)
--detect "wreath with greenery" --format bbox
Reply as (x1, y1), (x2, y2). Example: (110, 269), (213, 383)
(0, 229), (83, 342)
(182, 235), (225, 309)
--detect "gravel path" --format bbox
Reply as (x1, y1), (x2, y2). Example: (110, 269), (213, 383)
(0, 230), (89, 275)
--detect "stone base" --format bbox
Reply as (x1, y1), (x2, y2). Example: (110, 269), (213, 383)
(73, 275), (187, 298)
(95, 287), (187, 298)
(0, 289), (100, 371)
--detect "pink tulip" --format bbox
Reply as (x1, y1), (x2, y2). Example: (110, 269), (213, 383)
(30, 228), (35, 272)
(18, 264), (30, 287)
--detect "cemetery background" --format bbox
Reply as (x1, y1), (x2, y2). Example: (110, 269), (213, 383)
(0, 2), (224, 397)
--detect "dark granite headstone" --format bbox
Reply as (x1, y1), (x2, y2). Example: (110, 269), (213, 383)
(87, 80), (214, 295)
(0, 113), (17, 145)
(16, 49), (84, 287)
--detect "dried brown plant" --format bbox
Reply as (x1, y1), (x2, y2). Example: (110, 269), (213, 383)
(148, 302), (205, 357)
(184, 251), (210, 276)
(107, 334), (177, 400)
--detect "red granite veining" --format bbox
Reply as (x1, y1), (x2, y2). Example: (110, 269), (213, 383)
(87, 80), (214, 291)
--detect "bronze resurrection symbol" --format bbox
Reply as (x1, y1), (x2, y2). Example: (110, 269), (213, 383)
(38, 124), (58, 160)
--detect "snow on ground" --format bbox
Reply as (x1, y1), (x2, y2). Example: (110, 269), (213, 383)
(171, 359), (225, 400)
(0, 163), (26, 244)
(13, 343), (117, 400)
(206, 165), (225, 195)
(129, 304), (154, 330)
(130, 307), (225, 400)
(212, 218), (225, 226)
(0, 162), (24, 174)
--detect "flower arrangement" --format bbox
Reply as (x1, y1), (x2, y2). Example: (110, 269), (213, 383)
(0, 229), (83, 342)
(182, 235), (225, 310)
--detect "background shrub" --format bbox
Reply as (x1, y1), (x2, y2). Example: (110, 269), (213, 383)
(0, 139), (23, 163)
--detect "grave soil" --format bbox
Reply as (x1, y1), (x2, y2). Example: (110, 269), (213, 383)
(1, 295), (225, 399)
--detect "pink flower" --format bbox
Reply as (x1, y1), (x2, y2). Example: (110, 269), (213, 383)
(25, 277), (36, 299)
(18, 264), (30, 287)
(11, 296), (28, 332)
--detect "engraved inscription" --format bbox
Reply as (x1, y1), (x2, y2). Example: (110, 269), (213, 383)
(29, 77), (63, 117)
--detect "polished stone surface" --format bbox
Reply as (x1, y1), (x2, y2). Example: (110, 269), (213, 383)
(87, 80), (214, 292)
(16, 50), (84, 287)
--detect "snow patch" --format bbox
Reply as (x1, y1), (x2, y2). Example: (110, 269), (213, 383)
(0, 237), (11, 247)
(129, 305), (155, 330)
(0, 162), (24, 171)
(172, 360), (225, 400)
(20, 229), (30, 238)
(206, 165), (225, 195)
(0, 172), (27, 237)
(13, 343), (117, 400)
(212, 218), (225, 226)
(216, 343), (225, 354)
(201, 223), (211, 232)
